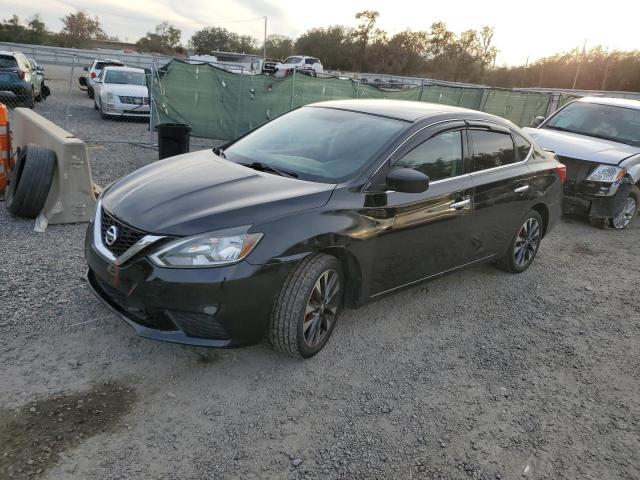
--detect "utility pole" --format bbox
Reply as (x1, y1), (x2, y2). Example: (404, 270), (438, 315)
(263, 16), (267, 60)
(572, 38), (587, 89)
(522, 56), (529, 87)
(538, 62), (544, 87)
(601, 57), (610, 91)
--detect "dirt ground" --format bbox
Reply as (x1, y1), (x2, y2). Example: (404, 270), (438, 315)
(0, 64), (639, 480)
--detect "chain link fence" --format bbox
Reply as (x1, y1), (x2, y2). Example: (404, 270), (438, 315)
(2, 42), (639, 189)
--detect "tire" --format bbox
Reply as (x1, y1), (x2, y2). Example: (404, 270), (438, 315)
(588, 216), (608, 229)
(609, 184), (639, 230)
(496, 210), (543, 273)
(268, 254), (344, 358)
(5, 144), (56, 218)
(23, 88), (35, 108)
(87, 86), (94, 99)
(99, 100), (108, 120)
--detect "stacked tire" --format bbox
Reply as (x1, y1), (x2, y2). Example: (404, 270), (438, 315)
(5, 144), (56, 218)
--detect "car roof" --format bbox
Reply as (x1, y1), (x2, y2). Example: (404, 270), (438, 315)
(577, 96), (640, 110)
(102, 66), (144, 73)
(94, 59), (124, 65)
(0, 51), (18, 57)
(308, 99), (501, 123)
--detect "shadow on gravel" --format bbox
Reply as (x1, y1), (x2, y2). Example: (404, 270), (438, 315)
(0, 382), (136, 479)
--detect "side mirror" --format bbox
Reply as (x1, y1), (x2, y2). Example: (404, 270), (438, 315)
(386, 168), (429, 194)
(83, 66), (89, 72)
(532, 115), (545, 127)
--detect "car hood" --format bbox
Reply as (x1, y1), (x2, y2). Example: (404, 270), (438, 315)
(101, 150), (336, 236)
(523, 127), (640, 165)
(101, 83), (148, 96)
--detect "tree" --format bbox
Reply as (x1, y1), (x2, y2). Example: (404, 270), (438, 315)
(137, 22), (182, 53)
(189, 26), (255, 55)
(353, 10), (379, 71)
(294, 26), (355, 70)
(59, 10), (107, 47)
(263, 34), (293, 60)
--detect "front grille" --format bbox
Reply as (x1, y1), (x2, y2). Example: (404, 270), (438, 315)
(119, 96), (148, 105)
(100, 208), (146, 257)
(557, 156), (598, 182)
(166, 310), (229, 340)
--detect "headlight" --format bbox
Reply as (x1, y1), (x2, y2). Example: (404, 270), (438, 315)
(149, 228), (263, 268)
(106, 92), (114, 102)
(587, 165), (625, 183)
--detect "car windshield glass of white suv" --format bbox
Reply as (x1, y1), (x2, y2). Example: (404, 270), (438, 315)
(104, 70), (146, 85)
(283, 57), (302, 64)
(223, 107), (406, 183)
(544, 102), (640, 147)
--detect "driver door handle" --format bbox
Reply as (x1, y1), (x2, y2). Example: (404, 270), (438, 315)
(450, 198), (471, 210)
(514, 185), (530, 193)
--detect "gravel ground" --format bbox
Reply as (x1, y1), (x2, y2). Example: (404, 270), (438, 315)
(1, 65), (639, 480)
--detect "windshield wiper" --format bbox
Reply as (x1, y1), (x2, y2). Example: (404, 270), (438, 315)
(241, 161), (298, 178)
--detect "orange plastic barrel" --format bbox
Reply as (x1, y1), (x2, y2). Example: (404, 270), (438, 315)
(0, 103), (9, 192)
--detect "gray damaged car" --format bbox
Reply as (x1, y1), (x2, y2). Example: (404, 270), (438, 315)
(524, 97), (640, 229)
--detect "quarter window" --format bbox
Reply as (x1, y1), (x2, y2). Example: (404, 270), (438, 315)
(471, 130), (516, 171)
(393, 130), (463, 181)
(513, 133), (532, 161)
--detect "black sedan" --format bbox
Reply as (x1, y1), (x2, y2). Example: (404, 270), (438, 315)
(86, 100), (565, 357)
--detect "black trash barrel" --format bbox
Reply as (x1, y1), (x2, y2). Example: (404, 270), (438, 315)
(157, 123), (191, 160)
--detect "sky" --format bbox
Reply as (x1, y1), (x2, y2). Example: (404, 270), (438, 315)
(2, 0), (638, 65)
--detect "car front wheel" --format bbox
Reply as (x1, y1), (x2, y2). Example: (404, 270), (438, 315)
(610, 184), (640, 230)
(268, 254), (343, 358)
(496, 210), (543, 273)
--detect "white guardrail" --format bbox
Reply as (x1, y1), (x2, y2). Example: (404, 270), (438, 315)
(0, 41), (174, 69)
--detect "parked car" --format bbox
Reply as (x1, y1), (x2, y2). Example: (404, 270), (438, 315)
(525, 97), (640, 229)
(82, 58), (124, 98)
(93, 66), (149, 120)
(0, 50), (43, 108)
(262, 58), (280, 75)
(86, 99), (564, 357)
(273, 55), (323, 77)
(27, 58), (50, 100)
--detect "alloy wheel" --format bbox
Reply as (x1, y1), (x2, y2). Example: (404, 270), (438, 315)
(514, 217), (540, 267)
(303, 269), (340, 348)
(612, 196), (637, 229)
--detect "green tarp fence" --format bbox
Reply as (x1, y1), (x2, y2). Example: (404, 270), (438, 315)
(151, 60), (549, 140)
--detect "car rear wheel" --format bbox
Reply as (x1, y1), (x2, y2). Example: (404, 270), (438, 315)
(23, 88), (35, 108)
(610, 185), (639, 230)
(88, 86), (94, 99)
(268, 254), (343, 358)
(496, 210), (543, 273)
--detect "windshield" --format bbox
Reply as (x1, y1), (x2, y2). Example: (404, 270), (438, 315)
(544, 102), (640, 147)
(104, 70), (146, 85)
(283, 56), (302, 64)
(223, 107), (406, 183)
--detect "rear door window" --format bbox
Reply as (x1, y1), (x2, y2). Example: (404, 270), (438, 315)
(0, 55), (18, 68)
(471, 130), (516, 171)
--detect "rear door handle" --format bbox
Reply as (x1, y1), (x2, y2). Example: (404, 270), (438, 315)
(449, 198), (471, 210)
(514, 185), (530, 193)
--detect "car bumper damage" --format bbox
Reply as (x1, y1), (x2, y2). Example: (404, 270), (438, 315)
(85, 226), (294, 347)
(562, 180), (625, 218)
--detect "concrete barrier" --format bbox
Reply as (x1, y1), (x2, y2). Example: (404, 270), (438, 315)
(12, 108), (96, 230)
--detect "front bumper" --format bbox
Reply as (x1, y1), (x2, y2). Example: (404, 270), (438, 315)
(562, 181), (620, 218)
(101, 104), (150, 117)
(85, 229), (295, 347)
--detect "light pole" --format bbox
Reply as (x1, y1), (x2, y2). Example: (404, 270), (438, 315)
(263, 16), (267, 60)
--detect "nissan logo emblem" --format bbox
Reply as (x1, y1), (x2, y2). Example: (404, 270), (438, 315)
(105, 225), (118, 246)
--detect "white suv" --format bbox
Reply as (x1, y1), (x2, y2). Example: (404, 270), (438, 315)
(274, 56), (323, 77)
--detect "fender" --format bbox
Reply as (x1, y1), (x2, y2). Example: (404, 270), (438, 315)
(620, 154), (640, 184)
